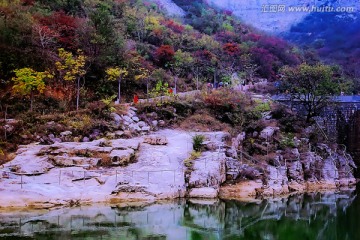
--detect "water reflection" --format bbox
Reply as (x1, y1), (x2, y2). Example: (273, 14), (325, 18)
(0, 190), (358, 240)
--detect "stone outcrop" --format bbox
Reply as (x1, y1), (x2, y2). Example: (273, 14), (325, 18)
(187, 152), (227, 198)
(109, 149), (135, 166)
(5, 138), (142, 175)
(186, 132), (230, 198)
(0, 129), (191, 208)
(260, 126), (279, 140)
(110, 107), (152, 136)
(148, 0), (185, 17)
(220, 143), (357, 200)
(0, 122), (356, 209)
(143, 135), (168, 145)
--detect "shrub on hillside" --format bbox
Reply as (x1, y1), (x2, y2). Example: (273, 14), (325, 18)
(203, 89), (249, 113)
(180, 112), (230, 132)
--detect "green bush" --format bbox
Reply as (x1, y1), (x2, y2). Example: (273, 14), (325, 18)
(248, 101), (271, 120)
(279, 133), (296, 149)
(192, 134), (205, 152)
(253, 101), (271, 113)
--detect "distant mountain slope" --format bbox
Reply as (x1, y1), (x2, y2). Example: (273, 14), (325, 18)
(148, 0), (185, 17)
(171, 0), (360, 83)
(205, 0), (309, 33)
(283, 11), (360, 81)
(205, 0), (360, 33)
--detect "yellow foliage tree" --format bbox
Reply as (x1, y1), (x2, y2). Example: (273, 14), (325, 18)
(105, 67), (128, 103)
(12, 68), (53, 111)
(135, 68), (151, 98)
(55, 48), (87, 111)
(145, 16), (161, 31)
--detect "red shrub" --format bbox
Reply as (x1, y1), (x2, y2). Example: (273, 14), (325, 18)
(161, 19), (185, 33)
(223, 43), (241, 56)
(39, 11), (81, 50)
(154, 45), (175, 67)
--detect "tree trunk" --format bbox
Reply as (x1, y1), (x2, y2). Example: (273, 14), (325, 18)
(306, 111), (313, 123)
(118, 77), (121, 103)
(174, 76), (177, 94)
(196, 67), (199, 90)
(196, 75), (199, 91)
(30, 90), (34, 112)
(4, 105), (8, 121)
(213, 69), (217, 88)
(76, 77), (80, 111)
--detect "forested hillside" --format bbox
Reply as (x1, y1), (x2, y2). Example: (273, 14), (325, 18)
(0, 0), (304, 114)
(284, 12), (360, 90)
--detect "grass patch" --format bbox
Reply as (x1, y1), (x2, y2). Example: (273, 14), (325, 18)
(184, 151), (202, 168)
(192, 135), (205, 152)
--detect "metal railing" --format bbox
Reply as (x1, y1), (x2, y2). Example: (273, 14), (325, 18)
(0, 167), (185, 189)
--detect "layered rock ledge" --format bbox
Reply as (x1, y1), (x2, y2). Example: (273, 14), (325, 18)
(0, 128), (356, 210)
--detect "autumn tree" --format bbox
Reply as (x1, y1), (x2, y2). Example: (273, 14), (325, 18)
(38, 11), (81, 50)
(194, 49), (219, 86)
(135, 67), (151, 98)
(32, 23), (59, 49)
(281, 64), (341, 122)
(220, 43), (243, 83)
(105, 67), (128, 103)
(155, 45), (175, 68)
(250, 47), (278, 80)
(0, 1), (35, 80)
(11, 68), (53, 111)
(87, 1), (124, 66)
(170, 50), (193, 93)
(55, 48), (86, 111)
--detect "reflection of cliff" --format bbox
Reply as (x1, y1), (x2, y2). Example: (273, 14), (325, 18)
(222, 191), (356, 239)
(0, 191), (357, 239)
(184, 191), (356, 239)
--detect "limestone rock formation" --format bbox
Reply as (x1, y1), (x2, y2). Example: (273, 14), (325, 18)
(143, 135), (168, 145)
(221, 143), (357, 200)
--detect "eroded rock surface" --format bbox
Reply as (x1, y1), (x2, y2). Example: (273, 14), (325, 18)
(0, 129), (191, 208)
(221, 143), (357, 200)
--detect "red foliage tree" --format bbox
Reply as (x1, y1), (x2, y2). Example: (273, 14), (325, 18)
(161, 19), (185, 33)
(38, 11), (81, 50)
(223, 43), (241, 56)
(257, 36), (300, 66)
(194, 50), (215, 62)
(215, 31), (239, 43)
(155, 45), (175, 67)
(250, 47), (278, 80)
(244, 33), (261, 42)
(22, 0), (35, 6)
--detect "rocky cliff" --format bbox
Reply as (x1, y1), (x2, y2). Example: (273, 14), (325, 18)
(206, 0), (360, 33)
(163, 0), (360, 33)
(0, 104), (357, 209)
(148, 0), (185, 17)
(0, 127), (354, 209)
(221, 140), (357, 200)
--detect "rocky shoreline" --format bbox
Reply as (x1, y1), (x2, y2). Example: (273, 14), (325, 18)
(0, 126), (357, 210)
(0, 105), (357, 210)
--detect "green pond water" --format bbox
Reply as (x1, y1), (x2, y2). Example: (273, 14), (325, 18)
(0, 189), (359, 240)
